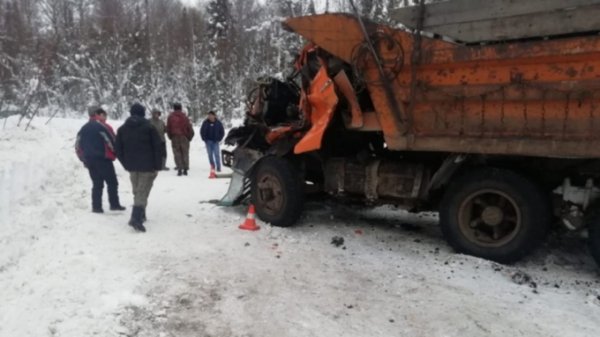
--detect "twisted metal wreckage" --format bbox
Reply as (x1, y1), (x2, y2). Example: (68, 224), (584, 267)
(219, 0), (600, 266)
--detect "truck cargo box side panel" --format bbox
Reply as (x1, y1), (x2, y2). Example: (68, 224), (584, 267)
(285, 14), (600, 159)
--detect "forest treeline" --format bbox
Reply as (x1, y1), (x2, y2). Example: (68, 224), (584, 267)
(0, 0), (416, 123)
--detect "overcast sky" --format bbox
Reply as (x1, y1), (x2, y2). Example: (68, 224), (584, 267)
(177, 0), (333, 11)
(178, 0), (286, 8)
(179, 0), (199, 7)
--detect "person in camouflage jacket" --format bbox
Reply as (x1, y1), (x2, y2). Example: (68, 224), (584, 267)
(149, 109), (168, 170)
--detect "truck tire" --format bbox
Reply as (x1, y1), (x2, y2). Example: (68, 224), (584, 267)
(588, 215), (600, 268)
(251, 156), (304, 227)
(439, 168), (549, 263)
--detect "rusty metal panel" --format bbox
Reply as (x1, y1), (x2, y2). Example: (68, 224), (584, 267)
(284, 14), (600, 159)
(407, 136), (600, 158)
(283, 14), (368, 64)
(284, 14), (409, 146)
(391, 0), (600, 43)
(323, 158), (428, 199)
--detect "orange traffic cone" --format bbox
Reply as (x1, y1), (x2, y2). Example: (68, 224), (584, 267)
(208, 165), (217, 179)
(239, 204), (260, 231)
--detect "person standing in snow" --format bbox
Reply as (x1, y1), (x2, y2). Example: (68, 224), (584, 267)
(200, 111), (225, 172)
(75, 107), (126, 213)
(166, 103), (194, 176)
(115, 103), (162, 232)
(149, 109), (168, 170)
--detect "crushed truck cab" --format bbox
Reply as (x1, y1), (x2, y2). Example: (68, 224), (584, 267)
(220, 1), (600, 267)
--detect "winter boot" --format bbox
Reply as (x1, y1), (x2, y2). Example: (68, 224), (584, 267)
(183, 169), (188, 176)
(128, 207), (137, 227)
(128, 209), (134, 226)
(177, 169), (183, 176)
(92, 187), (103, 213)
(107, 185), (124, 211)
(141, 207), (147, 223)
(128, 206), (146, 232)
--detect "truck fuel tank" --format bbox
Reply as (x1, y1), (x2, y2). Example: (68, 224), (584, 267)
(324, 158), (430, 203)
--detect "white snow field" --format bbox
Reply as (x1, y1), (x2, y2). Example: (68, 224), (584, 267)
(1, 116), (600, 337)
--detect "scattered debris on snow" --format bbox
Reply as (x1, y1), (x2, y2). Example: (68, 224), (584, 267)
(331, 236), (345, 247)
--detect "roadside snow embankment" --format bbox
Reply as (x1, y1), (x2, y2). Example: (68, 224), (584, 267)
(0, 117), (78, 270)
(0, 117), (164, 336)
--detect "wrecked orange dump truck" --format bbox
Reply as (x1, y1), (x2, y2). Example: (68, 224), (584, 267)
(220, 1), (600, 266)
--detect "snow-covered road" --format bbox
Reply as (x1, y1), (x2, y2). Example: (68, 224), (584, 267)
(1, 117), (599, 337)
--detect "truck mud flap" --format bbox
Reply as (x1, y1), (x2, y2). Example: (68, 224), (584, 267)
(218, 148), (263, 206)
(219, 172), (250, 206)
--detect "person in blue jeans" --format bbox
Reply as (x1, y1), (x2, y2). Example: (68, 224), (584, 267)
(200, 111), (225, 172)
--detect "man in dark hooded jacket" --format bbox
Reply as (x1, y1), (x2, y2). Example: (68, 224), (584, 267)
(115, 103), (162, 232)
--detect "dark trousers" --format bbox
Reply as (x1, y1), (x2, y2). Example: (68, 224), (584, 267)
(87, 159), (120, 210)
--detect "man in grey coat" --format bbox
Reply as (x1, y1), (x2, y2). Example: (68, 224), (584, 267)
(149, 109), (168, 170)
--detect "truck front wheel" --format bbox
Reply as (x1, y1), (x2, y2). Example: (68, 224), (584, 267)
(439, 168), (549, 263)
(251, 156), (304, 227)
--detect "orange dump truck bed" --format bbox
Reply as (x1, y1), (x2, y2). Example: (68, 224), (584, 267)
(284, 13), (600, 158)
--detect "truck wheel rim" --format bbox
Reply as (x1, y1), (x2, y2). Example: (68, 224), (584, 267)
(457, 189), (522, 248)
(256, 173), (284, 216)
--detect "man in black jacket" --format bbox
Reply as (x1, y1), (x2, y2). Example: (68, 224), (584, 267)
(115, 103), (162, 232)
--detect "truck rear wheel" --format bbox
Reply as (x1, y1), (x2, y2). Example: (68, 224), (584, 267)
(251, 156), (304, 227)
(439, 168), (549, 263)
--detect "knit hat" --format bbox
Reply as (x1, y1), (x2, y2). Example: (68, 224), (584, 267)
(130, 103), (146, 117)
